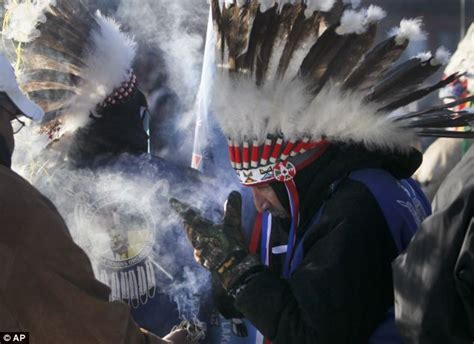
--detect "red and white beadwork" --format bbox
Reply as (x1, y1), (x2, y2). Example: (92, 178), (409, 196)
(273, 161), (297, 182)
(231, 135), (325, 186)
(98, 69), (137, 108)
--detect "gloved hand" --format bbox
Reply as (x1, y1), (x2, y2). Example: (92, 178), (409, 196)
(170, 191), (261, 290)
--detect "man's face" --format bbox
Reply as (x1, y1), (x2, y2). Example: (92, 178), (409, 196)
(251, 184), (289, 218)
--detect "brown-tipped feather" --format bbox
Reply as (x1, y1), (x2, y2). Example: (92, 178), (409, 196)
(342, 36), (408, 92)
(366, 57), (443, 105)
(379, 73), (461, 112)
(221, 3), (257, 71)
(277, 6), (323, 80)
(299, 24), (349, 94)
(395, 95), (474, 121)
(323, 24), (378, 87)
(406, 112), (474, 128)
(416, 129), (474, 138)
(22, 81), (78, 93)
(30, 98), (68, 114)
(232, 3), (276, 80)
(253, 5), (281, 84)
(21, 52), (82, 76)
(27, 44), (84, 72)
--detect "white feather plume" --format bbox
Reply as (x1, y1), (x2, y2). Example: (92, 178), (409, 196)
(432, 46), (451, 66)
(414, 51), (432, 62)
(336, 6), (385, 36)
(336, 9), (367, 35)
(391, 18), (427, 45)
(4, 0), (56, 43)
(305, 0), (337, 16)
(366, 5), (386, 24)
(303, 86), (414, 151)
(212, 76), (416, 151)
(63, 12), (136, 132)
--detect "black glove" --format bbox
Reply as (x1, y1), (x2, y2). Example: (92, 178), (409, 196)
(170, 191), (262, 290)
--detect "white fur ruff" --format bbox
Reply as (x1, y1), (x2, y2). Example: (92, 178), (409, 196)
(212, 74), (415, 152)
(62, 12), (136, 132)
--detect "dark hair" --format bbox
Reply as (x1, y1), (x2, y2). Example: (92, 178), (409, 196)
(68, 89), (149, 168)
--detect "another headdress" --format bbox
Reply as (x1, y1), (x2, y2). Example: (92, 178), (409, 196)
(209, 0), (474, 187)
(2, 0), (138, 137)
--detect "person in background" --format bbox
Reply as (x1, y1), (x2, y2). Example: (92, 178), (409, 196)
(0, 53), (189, 343)
(2, 0), (203, 338)
(414, 23), (474, 201)
(393, 144), (474, 344)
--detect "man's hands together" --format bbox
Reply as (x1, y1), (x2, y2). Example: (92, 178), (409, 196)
(170, 191), (261, 290)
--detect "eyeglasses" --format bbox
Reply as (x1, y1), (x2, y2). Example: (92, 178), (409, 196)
(11, 116), (26, 134)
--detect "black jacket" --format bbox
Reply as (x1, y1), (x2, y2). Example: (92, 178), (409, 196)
(216, 144), (422, 344)
(393, 145), (474, 344)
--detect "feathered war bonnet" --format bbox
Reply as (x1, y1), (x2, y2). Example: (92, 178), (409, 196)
(2, 0), (140, 139)
(210, 0), (474, 189)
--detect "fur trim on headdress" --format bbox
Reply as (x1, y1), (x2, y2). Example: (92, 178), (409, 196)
(64, 12), (136, 132)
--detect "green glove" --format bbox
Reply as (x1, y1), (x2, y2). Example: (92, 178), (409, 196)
(170, 191), (261, 290)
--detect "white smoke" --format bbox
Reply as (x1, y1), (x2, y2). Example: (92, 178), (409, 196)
(11, 123), (241, 323)
(115, 0), (207, 111)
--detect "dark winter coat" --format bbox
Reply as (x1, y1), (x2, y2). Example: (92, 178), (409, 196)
(393, 145), (474, 344)
(215, 144), (423, 344)
(0, 130), (168, 344)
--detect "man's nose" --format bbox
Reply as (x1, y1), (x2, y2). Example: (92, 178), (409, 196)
(253, 192), (269, 213)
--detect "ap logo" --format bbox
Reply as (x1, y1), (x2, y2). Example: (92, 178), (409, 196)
(0, 333), (29, 343)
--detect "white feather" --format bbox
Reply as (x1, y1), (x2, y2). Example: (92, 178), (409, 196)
(432, 46), (451, 66)
(304, 86), (415, 152)
(283, 31), (320, 81)
(336, 9), (367, 35)
(259, 0), (276, 12)
(62, 12), (136, 132)
(414, 51), (432, 62)
(4, 0), (56, 43)
(390, 18), (427, 45)
(223, 0), (234, 9)
(335, 6), (385, 36)
(266, 37), (286, 82)
(305, 0), (337, 16)
(365, 5), (386, 25)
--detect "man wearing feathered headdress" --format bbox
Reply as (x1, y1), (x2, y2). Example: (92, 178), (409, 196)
(0, 50), (191, 343)
(2, 0), (204, 340)
(170, 1), (474, 343)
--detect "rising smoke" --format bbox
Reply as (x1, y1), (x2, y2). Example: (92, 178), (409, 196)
(12, 123), (241, 325)
(115, 0), (208, 110)
(8, 0), (236, 330)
